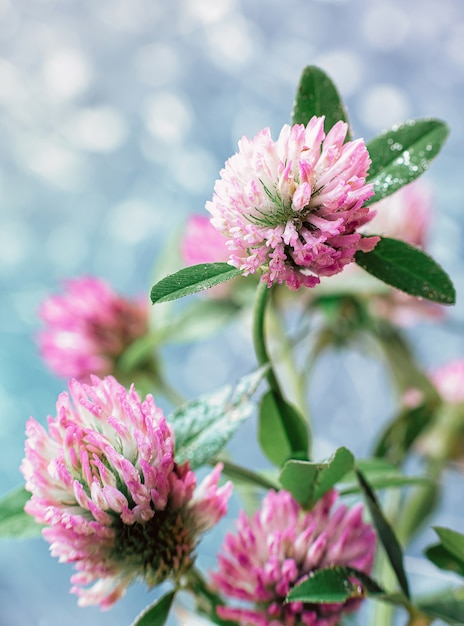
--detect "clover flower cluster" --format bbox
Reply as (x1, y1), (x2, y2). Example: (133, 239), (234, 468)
(37, 276), (149, 381)
(21, 375), (231, 608)
(206, 117), (378, 289)
(211, 489), (376, 626)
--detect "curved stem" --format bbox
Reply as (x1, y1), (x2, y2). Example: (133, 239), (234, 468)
(267, 304), (311, 424)
(252, 281), (283, 397)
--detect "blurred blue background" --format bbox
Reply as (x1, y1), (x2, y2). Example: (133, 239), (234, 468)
(1, 0), (464, 624)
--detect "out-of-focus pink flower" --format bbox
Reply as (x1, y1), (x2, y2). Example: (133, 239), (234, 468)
(181, 215), (238, 299)
(369, 290), (445, 327)
(211, 489), (376, 626)
(413, 361), (464, 462)
(431, 360), (464, 405)
(182, 214), (230, 266)
(206, 117), (378, 290)
(366, 180), (433, 248)
(37, 277), (149, 381)
(362, 181), (444, 326)
(21, 375), (232, 609)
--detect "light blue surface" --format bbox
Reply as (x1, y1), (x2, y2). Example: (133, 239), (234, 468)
(1, 1), (464, 624)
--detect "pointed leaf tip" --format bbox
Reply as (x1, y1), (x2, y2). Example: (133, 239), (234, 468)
(356, 469), (411, 599)
(131, 590), (175, 626)
(366, 118), (449, 204)
(292, 65), (351, 137)
(150, 263), (242, 304)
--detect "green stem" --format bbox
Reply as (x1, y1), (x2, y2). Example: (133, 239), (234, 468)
(211, 457), (280, 491)
(253, 281), (310, 462)
(406, 610), (434, 626)
(368, 490), (400, 626)
(267, 304), (311, 424)
(252, 281), (282, 395)
(183, 567), (234, 625)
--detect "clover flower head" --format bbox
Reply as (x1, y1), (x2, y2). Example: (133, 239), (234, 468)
(206, 117), (378, 290)
(211, 489), (376, 626)
(37, 276), (149, 380)
(21, 375), (232, 608)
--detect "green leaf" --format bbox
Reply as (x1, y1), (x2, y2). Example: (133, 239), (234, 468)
(373, 402), (437, 464)
(355, 237), (456, 305)
(0, 486), (42, 539)
(150, 263), (242, 304)
(434, 527), (464, 564)
(279, 447), (354, 508)
(292, 65), (351, 137)
(286, 566), (384, 604)
(131, 590), (175, 626)
(366, 118), (449, 204)
(170, 368), (266, 469)
(416, 587), (464, 625)
(425, 543), (464, 577)
(258, 390), (308, 467)
(356, 469), (410, 599)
